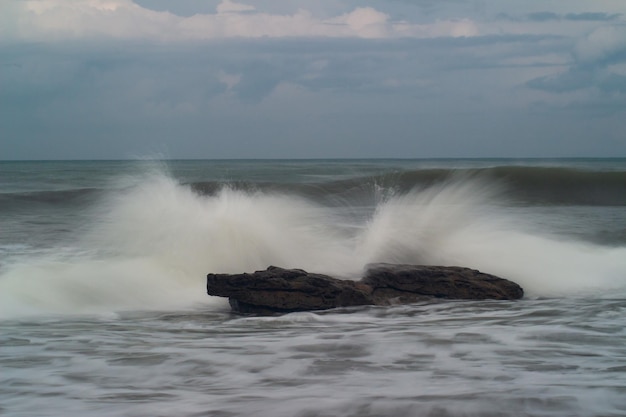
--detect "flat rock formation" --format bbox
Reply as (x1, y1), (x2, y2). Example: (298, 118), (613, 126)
(207, 264), (523, 314)
(364, 263), (524, 303)
(206, 266), (373, 314)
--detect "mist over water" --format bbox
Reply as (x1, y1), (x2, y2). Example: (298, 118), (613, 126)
(1, 164), (625, 319)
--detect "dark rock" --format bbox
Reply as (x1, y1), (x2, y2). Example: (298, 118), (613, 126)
(363, 263), (524, 301)
(207, 266), (374, 313)
(207, 264), (523, 314)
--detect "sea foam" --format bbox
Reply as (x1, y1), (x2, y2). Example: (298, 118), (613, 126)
(1, 169), (625, 318)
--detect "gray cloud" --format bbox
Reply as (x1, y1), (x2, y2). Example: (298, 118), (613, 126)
(526, 65), (626, 105)
(528, 12), (559, 22)
(1, 0), (625, 159)
(501, 11), (622, 23)
(565, 12), (621, 22)
(526, 25), (626, 98)
(598, 73), (626, 93)
(131, 0), (218, 17)
(526, 68), (593, 93)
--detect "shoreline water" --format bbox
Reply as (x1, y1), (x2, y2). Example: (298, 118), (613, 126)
(1, 158), (625, 416)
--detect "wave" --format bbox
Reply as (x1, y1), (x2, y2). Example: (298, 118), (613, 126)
(472, 166), (626, 206)
(0, 188), (101, 210)
(1, 170), (626, 319)
(6, 165), (625, 211)
(186, 166), (626, 207)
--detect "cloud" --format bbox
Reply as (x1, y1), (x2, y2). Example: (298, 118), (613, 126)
(526, 68), (593, 93)
(526, 25), (626, 96)
(597, 72), (626, 93)
(565, 12), (621, 22)
(574, 25), (626, 64)
(216, 0), (255, 14)
(2, 0), (625, 159)
(527, 12), (559, 22)
(543, 12), (621, 22)
(327, 7), (391, 39)
(0, 0), (480, 41)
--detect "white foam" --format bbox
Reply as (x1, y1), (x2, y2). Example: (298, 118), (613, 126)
(1, 171), (625, 319)
(357, 179), (626, 295)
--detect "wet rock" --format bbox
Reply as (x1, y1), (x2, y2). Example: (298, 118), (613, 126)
(206, 264), (523, 314)
(363, 263), (524, 302)
(206, 266), (373, 313)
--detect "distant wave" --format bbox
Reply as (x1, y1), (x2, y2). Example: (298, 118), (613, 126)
(473, 166), (626, 206)
(2, 166), (625, 214)
(0, 188), (101, 210)
(189, 166), (626, 206)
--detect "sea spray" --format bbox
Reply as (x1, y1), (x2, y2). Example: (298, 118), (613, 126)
(0, 172), (358, 318)
(357, 177), (626, 295)
(87, 173), (357, 275)
(356, 176), (507, 266)
(1, 166), (626, 318)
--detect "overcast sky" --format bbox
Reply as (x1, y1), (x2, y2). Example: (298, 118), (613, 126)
(1, 0), (625, 159)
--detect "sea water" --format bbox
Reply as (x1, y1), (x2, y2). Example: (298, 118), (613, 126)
(1, 159), (625, 416)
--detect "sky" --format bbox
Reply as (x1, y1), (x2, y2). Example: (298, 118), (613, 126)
(1, 0), (625, 159)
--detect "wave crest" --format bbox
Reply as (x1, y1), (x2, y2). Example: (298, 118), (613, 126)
(1, 170), (625, 318)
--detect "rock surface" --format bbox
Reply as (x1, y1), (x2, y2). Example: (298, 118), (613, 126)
(364, 263), (524, 302)
(207, 264), (523, 314)
(206, 266), (373, 314)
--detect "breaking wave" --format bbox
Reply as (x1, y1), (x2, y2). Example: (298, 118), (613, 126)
(1, 169), (626, 318)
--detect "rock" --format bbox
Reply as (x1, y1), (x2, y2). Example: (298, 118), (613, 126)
(206, 264), (523, 314)
(363, 263), (524, 302)
(206, 266), (374, 313)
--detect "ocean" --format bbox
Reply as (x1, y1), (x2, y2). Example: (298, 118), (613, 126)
(1, 158), (625, 417)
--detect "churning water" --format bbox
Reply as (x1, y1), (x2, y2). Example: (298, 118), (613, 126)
(1, 159), (626, 416)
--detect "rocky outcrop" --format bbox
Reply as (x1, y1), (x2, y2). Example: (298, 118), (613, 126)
(364, 263), (524, 302)
(207, 264), (523, 314)
(206, 266), (373, 314)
